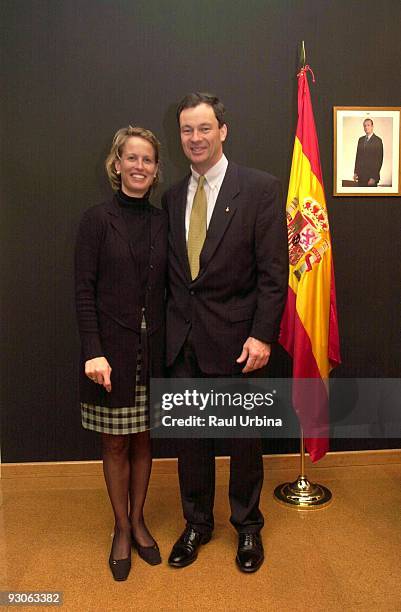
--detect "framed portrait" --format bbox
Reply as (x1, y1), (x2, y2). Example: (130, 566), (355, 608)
(333, 106), (401, 196)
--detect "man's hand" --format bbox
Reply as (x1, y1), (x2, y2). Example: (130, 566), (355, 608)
(353, 174), (359, 182)
(236, 337), (271, 374)
(368, 178), (376, 186)
(85, 356), (112, 392)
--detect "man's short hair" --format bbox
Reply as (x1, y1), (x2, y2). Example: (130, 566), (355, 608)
(363, 118), (374, 126)
(176, 92), (226, 128)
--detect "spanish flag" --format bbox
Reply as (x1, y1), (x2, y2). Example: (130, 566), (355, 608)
(279, 66), (341, 462)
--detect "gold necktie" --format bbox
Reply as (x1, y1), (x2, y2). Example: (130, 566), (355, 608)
(187, 175), (207, 279)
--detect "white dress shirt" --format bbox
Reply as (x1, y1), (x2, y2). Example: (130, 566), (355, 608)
(185, 154), (228, 241)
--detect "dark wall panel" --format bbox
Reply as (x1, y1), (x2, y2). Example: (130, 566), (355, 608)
(1, 0), (400, 461)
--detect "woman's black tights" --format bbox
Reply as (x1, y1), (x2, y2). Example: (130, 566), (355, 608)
(102, 431), (154, 560)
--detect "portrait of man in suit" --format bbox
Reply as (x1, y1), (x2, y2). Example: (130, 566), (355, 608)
(162, 92), (288, 573)
(353, 118), (384, 186)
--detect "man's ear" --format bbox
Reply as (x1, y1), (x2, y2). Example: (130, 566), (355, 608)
(220, 123), (228, 143)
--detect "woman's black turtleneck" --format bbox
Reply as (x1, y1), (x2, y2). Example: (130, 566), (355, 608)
(116, 189), (151, 307)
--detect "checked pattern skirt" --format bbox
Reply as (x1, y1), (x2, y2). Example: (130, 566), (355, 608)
(81, 319), (149, 435)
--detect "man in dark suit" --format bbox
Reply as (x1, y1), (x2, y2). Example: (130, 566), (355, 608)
(353, 118), (383, 186)
(162, 93), (288, 572)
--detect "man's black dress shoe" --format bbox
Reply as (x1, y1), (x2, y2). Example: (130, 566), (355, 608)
(168, 527), (211, 568)
(236, 532), (264, 573)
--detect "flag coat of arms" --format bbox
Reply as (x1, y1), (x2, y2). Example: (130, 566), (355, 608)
(279, 65), (341, 462)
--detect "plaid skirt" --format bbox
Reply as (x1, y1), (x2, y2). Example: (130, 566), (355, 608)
(81, 318), (149, 435)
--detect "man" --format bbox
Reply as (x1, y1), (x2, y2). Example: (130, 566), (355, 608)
(353, 118), (383, 187)
(162, 92), (288, 572)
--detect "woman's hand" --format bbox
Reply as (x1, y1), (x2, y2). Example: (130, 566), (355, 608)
(85, 357), (112, 392)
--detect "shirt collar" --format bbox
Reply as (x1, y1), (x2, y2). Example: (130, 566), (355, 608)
(191, 154), (228, 188)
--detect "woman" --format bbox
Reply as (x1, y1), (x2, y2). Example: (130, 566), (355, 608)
(75, 126), (167, 580)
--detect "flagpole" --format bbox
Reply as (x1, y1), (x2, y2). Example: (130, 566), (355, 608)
(300, 428), (305, 475)
(274, 427), (332, 509)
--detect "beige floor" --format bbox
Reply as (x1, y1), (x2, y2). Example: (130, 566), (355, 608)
(1, 452), (401, 612)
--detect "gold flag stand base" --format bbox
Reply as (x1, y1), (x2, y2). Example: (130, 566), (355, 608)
(273, 430), (333, 510)
(274, 475), (332, 509)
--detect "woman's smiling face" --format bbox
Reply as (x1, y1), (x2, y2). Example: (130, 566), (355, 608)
(115, 136), (158, 197)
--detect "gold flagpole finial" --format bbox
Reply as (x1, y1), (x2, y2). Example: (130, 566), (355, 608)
(300, 40), (306, 69)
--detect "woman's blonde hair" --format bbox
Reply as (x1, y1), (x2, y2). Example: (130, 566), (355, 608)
(105, 125), (161, 192)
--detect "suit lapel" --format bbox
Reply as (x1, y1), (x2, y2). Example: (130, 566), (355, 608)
(106, 196), (130, 244)
(150, 204), (164, 247)
(170, 175), (192, 281)
(198, 162), (240, 276)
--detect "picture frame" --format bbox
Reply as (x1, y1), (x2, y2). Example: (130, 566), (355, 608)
(333, 106), (401, 196)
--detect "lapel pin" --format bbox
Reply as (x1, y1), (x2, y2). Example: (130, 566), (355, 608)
(225, 206), (230, 213)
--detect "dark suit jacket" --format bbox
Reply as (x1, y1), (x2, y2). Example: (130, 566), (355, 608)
(75, 196), (167, 407)
(354, 133), (383, 184)
(162, 161), (288, 375)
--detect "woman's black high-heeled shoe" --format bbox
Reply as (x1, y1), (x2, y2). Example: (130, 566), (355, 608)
(109, 535), (132, 581)
(131, 534), (161, 566)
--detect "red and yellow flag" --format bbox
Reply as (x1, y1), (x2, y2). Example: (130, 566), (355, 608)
(279, 65), (341, 462)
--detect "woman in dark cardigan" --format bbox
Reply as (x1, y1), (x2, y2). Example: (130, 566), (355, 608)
(75, 126), (167, 580)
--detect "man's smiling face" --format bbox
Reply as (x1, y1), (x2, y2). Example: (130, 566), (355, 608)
(179, 103), (227, 174)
